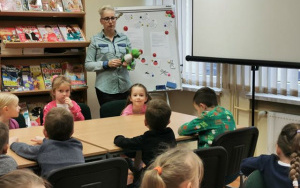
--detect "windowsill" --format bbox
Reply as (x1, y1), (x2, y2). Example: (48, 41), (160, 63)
(182, 84), (222, 95)
(245, 93), (300, 105)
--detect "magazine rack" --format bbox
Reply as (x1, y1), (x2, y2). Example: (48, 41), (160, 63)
(0, 0), (89, 104)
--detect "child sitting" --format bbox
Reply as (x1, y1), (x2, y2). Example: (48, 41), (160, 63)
(114, 99), (176, 186)
(121, 83), (151, 116)
(141, 147), (204, 188)
(241, 123), (300, 188)
(0, 169), (51, 188)
(10, 107), (84, 177)
(0, 122), (17, 176)
(43, 75), (84, 124)
(178, 87), (236, 148)
(0, 93), (20, 129)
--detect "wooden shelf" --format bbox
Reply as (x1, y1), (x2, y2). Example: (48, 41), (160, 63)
(10, 87), (88, 96)
(4, 42), (90, 48)
(0, 52), (85, 58)
(0, 11), (85, 18)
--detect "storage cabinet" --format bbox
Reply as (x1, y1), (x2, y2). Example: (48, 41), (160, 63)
(0, 0), (89, 104)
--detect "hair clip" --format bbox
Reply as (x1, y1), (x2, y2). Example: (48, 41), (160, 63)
(154, 166), (162, 175)
(51, 75), (59, 82)
(297, 130), (300, 133)
(293, 180), (298, 186)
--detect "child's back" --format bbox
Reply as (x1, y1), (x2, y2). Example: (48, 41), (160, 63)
(241, 123), (300, 188)
(11, 107), (84, 176)
(178, 87), (236, 148)
(0, 122), (17, 176)
(115, 99), (176, 167)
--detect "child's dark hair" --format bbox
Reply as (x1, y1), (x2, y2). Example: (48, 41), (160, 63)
(145, 99), (171, 131)
(44, 107), (74, 141)
(125, 83), (152, 106)
(193, 87), (218, 107)
(0, 169), (52, 188)
(277, 123), (300, 187)
(0, 122), (8, 154)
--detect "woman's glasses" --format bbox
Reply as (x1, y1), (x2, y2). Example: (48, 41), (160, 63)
(101, 17), (117, 22)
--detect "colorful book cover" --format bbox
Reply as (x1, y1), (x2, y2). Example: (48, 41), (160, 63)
(0, 0), (23, 11)
(27, 102), (46, 126)
(22, 0), (29, 11)
(62, 62), (86, 87)
(22, 66), (34, 91)
(19, 102), (31, 127)
(15, 26), (42, 42)
(1, 65), (23, 92)
(37, 25), (64, 42)
(30, 65), (45, 90)
(41, 62), (62, 89)
(0, 27), (20, 43)
(61, 0), (83, 12)
(58, 24), (85, 41)
(41, 0), (63, 12)
(27, 0), (42, 11)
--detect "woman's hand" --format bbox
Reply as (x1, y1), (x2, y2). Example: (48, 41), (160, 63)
(108, 59), (122, 68)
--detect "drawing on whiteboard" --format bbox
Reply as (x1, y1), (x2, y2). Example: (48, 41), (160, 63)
(147, 20), (157, 28)
(169, 60), (176, 69)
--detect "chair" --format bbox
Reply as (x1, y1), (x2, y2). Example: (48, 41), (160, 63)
(194, 146), (228, 188)
(244, 170), (266, 188)
(78, 103), (92, 120)
(100, 100), (127, 118)
(14, 113), (27, 128)
(47, 157), (128, 188)
(212, 126), (259, 187)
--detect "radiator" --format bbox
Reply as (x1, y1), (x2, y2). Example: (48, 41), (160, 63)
(267, 112), (300, 154)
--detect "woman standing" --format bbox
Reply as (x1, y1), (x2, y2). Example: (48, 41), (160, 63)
(85, 5), (132, 106)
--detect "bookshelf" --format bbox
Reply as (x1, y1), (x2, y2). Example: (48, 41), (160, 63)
(0, 0), (89, 104)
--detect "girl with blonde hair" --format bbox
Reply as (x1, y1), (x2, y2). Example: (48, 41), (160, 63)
(0, 93), (20, 129)
(141, 147), (204, 188)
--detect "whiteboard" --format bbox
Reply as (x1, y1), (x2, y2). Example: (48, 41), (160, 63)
(193, 0), (300, 63)
(115, 6), (181, 92)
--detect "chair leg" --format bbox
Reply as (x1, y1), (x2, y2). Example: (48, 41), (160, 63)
(239, 173), (244, 188)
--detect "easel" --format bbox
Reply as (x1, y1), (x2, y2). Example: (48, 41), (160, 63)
(186, 55), (300, 126)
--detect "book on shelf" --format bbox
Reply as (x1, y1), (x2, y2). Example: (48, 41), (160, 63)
(62, 62), (86, 88)
(23, 48), (44, 54)
(27, 102), (46, 126)
(42, 0), (63, 12)
(22, 0), (29, 10)
(21, 66), (34, 91)
(58, 24), (85, 42)
(19, 102), (31, 127)
(61, 0), (83, 12)
(0, 0), (23, 12)
(15, 26), (43, 42)
(0, 27), (20, 43)
(30, 65), (46, 90)
(41, 62), (62, 89)
(1, 65), (23, 92)
(37, 25), (64, 42)
(27, 0), (43, 11)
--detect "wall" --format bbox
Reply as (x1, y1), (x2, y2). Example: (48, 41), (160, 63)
(85, 0), (152, 119)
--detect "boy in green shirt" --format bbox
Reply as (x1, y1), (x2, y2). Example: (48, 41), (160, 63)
(178, 87), (236, 148)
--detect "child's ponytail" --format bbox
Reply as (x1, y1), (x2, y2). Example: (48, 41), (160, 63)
(290, 129), (300, 188)
(141, 167), (166, 188)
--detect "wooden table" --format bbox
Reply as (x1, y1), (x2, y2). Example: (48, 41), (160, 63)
(73, 112), (196, 153)
(8, 126), (107, 168)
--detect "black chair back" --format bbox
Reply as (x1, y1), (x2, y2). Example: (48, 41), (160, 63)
(47, 158), (128, 188)
(194, 146), (228, 188)
(78, 103), (92, 120)
(14, 113), (27, 128)
(212, 126), (259, 185)
(100, 100), (127, 118)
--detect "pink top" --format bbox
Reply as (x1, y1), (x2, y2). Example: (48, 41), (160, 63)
(9, 119), (19, 129)
(43, 100), (85, 124)
(121, 104), (147, 116)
